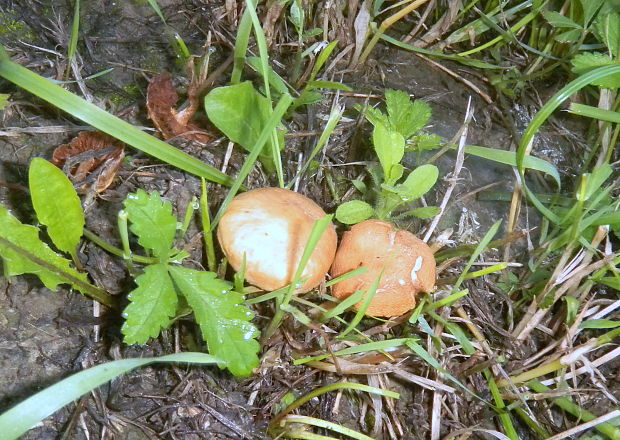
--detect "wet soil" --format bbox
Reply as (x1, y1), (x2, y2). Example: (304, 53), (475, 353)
(0, 1), (610, 439)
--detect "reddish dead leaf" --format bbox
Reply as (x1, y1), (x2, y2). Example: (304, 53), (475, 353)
(52, 131), (125, 193)
(146, 72), (211, 144)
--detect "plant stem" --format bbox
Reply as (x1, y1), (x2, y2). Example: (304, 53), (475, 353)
(83, 229), (157, 265)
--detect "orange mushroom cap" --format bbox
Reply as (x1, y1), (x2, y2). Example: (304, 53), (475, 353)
(330, 220), (436, 317)
(217, 188), (337, 293)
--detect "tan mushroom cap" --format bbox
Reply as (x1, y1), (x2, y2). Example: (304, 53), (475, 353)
(330, 220), (436, 317)
(217, 187), (337, 293)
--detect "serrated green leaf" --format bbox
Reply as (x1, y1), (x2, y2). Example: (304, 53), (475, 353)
(572, 53), (620, 89)
(168, 267), (260, 377)
(388, 163), (404, 185)
(398, 164), (439, 201)
(204, 81), (284, 172)
(123, 190), (177, 260)
(407, 133), (442, 152)
(373, 123), (405, 183)
(595, 12), (620, 56)
(335, 200), (375, 225)
(121, 264), (178, 344)
(0, 204), (89, 292)
(385, 90), (432, 139)
(542, 10), (582, 29)
(29, 158), (84, 257)
(362, 105), (390, 128)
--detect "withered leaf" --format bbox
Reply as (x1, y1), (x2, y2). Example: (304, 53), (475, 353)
(146, 72), (211, 144)
(52, 131), (125, 193)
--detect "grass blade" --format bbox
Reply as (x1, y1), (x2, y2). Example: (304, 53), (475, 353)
(0, 46), (233, 186)
(0, 353), (220, 440)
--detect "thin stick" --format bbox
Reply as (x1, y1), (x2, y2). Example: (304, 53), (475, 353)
(423, 97), (473, 243)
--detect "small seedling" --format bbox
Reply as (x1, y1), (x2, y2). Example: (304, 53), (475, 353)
(119, 189), (260, 377)
(336, 89), (441, 225)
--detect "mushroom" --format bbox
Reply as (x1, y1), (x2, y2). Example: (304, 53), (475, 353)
(217, 187), (337, 292)
(330, 220), (436, 317)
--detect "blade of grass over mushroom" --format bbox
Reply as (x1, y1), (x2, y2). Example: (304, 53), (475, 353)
(0, 46), (232, 186)
(324, 266), (368, 288)
(277, 415), (374, 440)
(211, 93), (293, 229)
(321, 289), (366, 321)
(263, 214), (334, 339)
(294, 338), (414, 365)
(339, 273), (382, 338)
(0, 353), (220, 440)
(453, 220), (502, 293)
(517, 64), (620, 222)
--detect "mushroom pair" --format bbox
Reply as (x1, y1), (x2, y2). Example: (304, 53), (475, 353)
(217, 188), (435, 317)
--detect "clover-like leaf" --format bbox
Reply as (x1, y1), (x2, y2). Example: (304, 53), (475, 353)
(29, 158), (84, 257)
(0, 204), (89, 292)
(123, 190), (177, 260)
(336, 200), (375, 225)
(121, 264), (178, 345)
(168, 266), (260, 377)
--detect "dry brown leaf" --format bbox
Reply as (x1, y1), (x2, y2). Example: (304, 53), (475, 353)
(146, 72), (211, 144)
(52, 131), (125, 193)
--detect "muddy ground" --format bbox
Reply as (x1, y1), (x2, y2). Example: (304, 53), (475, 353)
(0, 0), (616, 439)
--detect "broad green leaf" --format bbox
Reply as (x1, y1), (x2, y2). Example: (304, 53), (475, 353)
(289, 0), (304, 36)
(306, 80), (352, 92)
(0, 205), (89, 292)
(541, 10), (582, 29)
(385, 89), (432, 139)
(571, 53), (620, 89)
(168, 267), (260, 377)
(373, 123), (405, 182)
(293, 89), (323, 107)
(595, 12), (620, 55)
(204, 81), (284, 171)
(29, 158), (84, 257)
(398, 164), (439, 201)
(335, 200), (375, 225)
(0, 353), (220, 440)
(464, 144), (561, 187)
(123, 190), (177, 260)
(579, 319), (620, 329)
(407, 133), (442, 152)
(121, 264), (178, 344)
